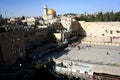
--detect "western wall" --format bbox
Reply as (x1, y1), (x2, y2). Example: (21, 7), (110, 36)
(79, 21), (120, 44)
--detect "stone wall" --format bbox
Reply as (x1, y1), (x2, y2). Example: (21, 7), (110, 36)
(79, 21), (120, 43)
(0, 30), (25, 64)
(24, 28), (49, 49)
(79, 21), (120, 37)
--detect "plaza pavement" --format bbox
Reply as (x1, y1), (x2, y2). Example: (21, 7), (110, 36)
(58, 43), (120, 65)
(41, 43), (120, 76)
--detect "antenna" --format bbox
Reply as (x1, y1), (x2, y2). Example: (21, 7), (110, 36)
(5, 11), (7, 18)
(4, 10), (7, 18)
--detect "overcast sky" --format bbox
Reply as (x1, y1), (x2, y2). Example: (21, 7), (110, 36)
(0, 0), (120, 17)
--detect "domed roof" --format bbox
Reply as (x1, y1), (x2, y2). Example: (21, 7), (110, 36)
(48, 9), (56, 15)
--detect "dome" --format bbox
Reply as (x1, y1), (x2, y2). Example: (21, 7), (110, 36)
(48, 9), (56, 15)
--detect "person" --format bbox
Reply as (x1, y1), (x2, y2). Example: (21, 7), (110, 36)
(77, 46), (80, 50)
(107, 51), (109, 55)
(47, 57), (56, 71)
(86, 45), (88, 48)
(16, 57), (23, 70)
(32, 56), (36, 64)
(60, 61), (63, 67)
(89, 45), (91, 48)
(70, 62), (73, 66)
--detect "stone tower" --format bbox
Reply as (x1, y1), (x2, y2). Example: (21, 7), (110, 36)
(43, 4), (48, 16)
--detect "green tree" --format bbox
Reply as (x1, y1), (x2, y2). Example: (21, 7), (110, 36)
(96, 12), (103, 21)
(104, 12), (110, 21)
(87, 15), (95, 22)
(80, 14), (85, 21)
(36, 60), (44, 70)
(74, 17), (80, 21)
(114, 12), (120, 21)
(109, 10), (114, 21)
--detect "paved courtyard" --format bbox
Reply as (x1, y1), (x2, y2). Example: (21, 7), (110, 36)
(55, 43), (120, 76)
(42, 43), (120, 65)
(58, 43), (120, 65)
(41, 43), (120, 76)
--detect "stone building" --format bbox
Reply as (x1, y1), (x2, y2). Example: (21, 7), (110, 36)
(49, 22), (67, 42)
(24, 28), (51, 51)
(0, 26), (25, 64)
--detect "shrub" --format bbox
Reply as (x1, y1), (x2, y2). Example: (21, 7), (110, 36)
(35, 60), (44, 70)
